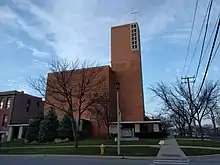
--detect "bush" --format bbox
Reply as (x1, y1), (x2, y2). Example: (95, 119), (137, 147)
(25, 119), (41, 143)
(79, 119), (92, 139)
(57, 128), (74, 141)
(58, 112), (75, 141)
(25, 111), (44, 143)
(38, 109), (59, 143)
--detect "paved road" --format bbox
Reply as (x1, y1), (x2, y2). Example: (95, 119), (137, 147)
(0, 155), (220, 165)
(190, 155), (220, 165)
(0, 156), (151, 165)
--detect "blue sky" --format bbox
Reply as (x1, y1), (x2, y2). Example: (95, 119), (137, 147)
(0, 0), (220, 115)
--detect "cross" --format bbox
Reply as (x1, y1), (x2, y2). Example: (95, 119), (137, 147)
(131, 11), (138, 22)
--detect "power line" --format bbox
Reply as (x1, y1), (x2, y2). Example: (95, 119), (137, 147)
(196, 18), (220, 98)
(186, 0), (212, 75)
(202, 14), (220, 62)
(211, 41), (220, 64)
(182, 0), (199, 75)
(194, 0), (213, 82)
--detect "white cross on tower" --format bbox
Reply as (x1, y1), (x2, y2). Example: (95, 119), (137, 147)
(131, 11), (138, 22)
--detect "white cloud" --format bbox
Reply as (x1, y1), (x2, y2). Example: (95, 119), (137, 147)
(29, 47), (50, 58)
(0, 79), (32, 94)
(176, 68), (180, 75)
(0, 5), (17, 24)
(6, 0), (113, 62)
(16, 40), (26, 49)
(31, 59), (49, 71)
(212, 66), (219, 72)
(1, 0), (210, 63)
(5, 36), (50, 58)
(162, 33), (188, 40)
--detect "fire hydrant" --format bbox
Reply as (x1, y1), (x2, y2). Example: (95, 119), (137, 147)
(100, 144), (105, 155)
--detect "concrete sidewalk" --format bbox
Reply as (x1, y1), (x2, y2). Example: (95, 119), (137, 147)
(153, 137), (189, 164)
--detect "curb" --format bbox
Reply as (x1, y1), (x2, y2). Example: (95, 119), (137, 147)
(179, 146), (220, 150)
(188, 154), (220, 158)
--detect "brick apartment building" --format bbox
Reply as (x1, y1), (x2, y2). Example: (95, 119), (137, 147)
(46, 22), (161, 138)
(0, 91), (43, 141)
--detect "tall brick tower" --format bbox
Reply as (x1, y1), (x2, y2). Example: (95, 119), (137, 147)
(111, 22), (144, 121)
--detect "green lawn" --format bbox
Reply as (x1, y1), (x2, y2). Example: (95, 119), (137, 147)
(1, 146), (220, 156)
(175, 135), (196, 139)
(182, 148), (220, 156)
(0, 146), (159, 156)
(1, 138), (161, 148)
(3, 139), (220, 149)
(177, 140), (220, 148)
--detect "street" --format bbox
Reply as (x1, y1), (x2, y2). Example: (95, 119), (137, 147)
(0, 155), (220, 165)
(0, 156), (151, 165)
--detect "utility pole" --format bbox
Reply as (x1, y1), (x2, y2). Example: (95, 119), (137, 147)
(116, 81), (121, 156)
(181, 76), (197, 137)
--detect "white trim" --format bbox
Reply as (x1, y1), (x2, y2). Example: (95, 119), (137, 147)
(7, 124), (29, 127)
(110, 120), (161, 124)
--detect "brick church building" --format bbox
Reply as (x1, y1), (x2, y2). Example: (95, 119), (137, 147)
(45, 22), (161, 138)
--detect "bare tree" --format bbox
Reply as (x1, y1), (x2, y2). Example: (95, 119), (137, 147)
(29, 57), (106, 147)
(154, 113), (173, 134)
(150, 80), (220, 139)
(207, 103), (220, 134)
(88, 104), (104, 137)
(192, 81), (220, 139)
(89, 91), (111, 137)
(150, 81), (194, 136)
(170, 112), (186, 136)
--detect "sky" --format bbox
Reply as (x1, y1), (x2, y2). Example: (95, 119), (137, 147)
(0, 0), (220, 115)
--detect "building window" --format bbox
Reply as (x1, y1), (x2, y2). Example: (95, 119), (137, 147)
(130, 23), (139, 51)
(132, 29), (136, 33)
(153, 124), (160, 132)
(6, 97), (11, 109)
(26, 100), (30, 112)
(37, 102), (40, 108)
(131, 24), (136, 28)
(0, 98), (4, 109)
(2, 115), (8, 127)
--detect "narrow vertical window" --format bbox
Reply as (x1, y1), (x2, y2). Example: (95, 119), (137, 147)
(27, 100), (30, 112)
(6, 97), (11, 109)
(0, 98), (4, 109)
(130, 23), (139, 50)
(2, 115), (8, 127)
